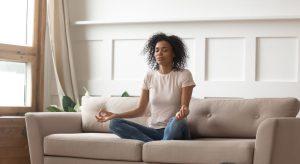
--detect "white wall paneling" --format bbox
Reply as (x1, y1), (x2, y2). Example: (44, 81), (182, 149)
(245, 37), (257, 82)
(59, 20), (300, 99)
(112, 39), (148, 81)
(43, 0), (300, 105)
(256, 37), (298, 82)
(205, 37), (246, 81)
(73, 40), (105, 80)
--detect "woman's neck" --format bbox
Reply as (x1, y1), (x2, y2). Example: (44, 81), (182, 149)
(158, 65), (173, 74)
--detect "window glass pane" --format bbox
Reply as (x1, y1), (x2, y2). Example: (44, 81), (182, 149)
(0, 0), (35, 46)
(0, 61), (26, 106)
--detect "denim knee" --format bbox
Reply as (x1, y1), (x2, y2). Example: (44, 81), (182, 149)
(109, 118), (124, 131)
(168, 117), (188, 129)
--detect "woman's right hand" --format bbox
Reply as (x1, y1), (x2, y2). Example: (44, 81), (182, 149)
(95, 108), (117, 122)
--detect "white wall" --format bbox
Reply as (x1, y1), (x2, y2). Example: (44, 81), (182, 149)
(45, 0), (300, 107)
(68, 0), (300, 22)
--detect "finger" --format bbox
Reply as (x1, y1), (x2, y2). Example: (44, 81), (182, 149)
(96, 115), (107, 122)
(101, 116), (111, 122)
(100, 111), (106, 117)
(95, 115), (103, 120)
(181, 112), (185, 118)
(178, 112), (183, 119)
(182, 107), (188, 115)
(98, 108), (104, 116)
(95, 115), (102, 121)
(101, 110), (110, 117)
(180, 110), (184, 117)
(180, 107), (184, 113)
(180, 111), (186, 118)
(180, 106), (185, 110)
(182, 109), (187, 116)
(177, 114), (183, 120)
(98, 118), (106, 123)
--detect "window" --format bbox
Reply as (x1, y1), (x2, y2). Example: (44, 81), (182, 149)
(0, 0), (35, 46)
(0, 61), (27, 106)
(0, 0), (45, 115)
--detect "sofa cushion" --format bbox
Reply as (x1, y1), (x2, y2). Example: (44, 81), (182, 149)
(44, 133), (144, 162)
(188, 98), (299, 138)
(81, 96), (149, 132)
(44, 156), (142, 164)
(143, 138), (255, 164)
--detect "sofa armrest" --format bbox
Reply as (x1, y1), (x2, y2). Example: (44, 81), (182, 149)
(254, 117), (300, 164)
(25, 112), (82, 164)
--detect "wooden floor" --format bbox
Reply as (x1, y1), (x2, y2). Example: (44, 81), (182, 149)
(0, 117), (30, 164)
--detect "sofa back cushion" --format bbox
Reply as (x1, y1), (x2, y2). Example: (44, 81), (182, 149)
(81, 96), (149, 132)
(188, 98), (299, 138)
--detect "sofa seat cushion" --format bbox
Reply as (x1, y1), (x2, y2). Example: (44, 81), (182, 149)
(44, 133), (144, 162)
(143, 138), (255, 164)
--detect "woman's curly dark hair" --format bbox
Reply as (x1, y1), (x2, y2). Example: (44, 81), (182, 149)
(143, 32), (188, 71)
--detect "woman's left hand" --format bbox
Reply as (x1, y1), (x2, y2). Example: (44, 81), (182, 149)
(175, 105), (189, 120)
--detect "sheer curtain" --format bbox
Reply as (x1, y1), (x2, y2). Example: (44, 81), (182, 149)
(47, 0), (78, 105)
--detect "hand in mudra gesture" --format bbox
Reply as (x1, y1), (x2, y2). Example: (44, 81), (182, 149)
(175, 105), (189, 120)
(95, 108), (116, 123)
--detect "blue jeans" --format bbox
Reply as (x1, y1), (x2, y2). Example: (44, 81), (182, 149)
(109, 117), (191, 142)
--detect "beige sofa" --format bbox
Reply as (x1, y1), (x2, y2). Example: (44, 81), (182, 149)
(25, 97), (300, 164)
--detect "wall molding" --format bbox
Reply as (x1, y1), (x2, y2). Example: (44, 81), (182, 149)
(72, 16), (300, 26)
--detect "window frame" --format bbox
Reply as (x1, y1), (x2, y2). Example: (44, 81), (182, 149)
(0, 0), (46, 115)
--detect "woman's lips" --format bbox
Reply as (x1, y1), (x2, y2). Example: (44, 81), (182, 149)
(156, 58), (163, 61)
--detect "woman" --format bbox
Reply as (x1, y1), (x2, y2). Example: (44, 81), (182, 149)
(95, 32), (195, 142)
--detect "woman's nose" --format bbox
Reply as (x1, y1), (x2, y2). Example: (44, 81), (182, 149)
(156, 51), (162, 56)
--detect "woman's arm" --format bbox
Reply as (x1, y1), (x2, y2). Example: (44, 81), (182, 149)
(96, 89), (149, 122)
(176, 85), (195, 120)
(181, 85), (194, 108)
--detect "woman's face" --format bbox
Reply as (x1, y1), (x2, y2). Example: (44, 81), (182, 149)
(154, 41), (174, 67)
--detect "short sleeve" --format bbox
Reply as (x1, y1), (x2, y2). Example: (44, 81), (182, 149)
(141, 71), (151, 90)
(181, 69), (196, 87)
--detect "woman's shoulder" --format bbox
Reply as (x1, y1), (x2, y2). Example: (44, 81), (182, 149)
(176, 68), (192, 74)
(175, 69), (194, 80)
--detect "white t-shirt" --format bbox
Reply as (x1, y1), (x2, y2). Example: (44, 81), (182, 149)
(142, 69), (196, 129)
